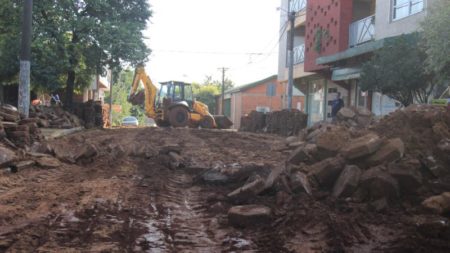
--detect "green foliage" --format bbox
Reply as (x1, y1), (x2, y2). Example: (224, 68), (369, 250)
(104, 69), (146, 126)
(0, 0), (21, 84)
(0, 0), (151, 107)
(360, 33), (434, 106)
(420, 0), (450, 82)
(192, 76), (234, 113)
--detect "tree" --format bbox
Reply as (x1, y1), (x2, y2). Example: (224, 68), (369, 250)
(192, 83), (221, 113)
(34, 0), (151, 109)
(104, 69), (146, 126)
(420, 0), (450, 83)
(0, 1), (151, 109)
(360, 33), (434, 106)
(191, 76), (234, 113)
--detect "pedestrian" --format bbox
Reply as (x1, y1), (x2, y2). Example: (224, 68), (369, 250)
(331, 92), (344, 122)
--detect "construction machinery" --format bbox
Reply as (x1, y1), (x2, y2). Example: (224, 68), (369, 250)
(128, 66), (232, 129)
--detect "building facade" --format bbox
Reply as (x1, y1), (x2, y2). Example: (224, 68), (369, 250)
(216, 75), (305, 129)
(278, 0), (433, 125)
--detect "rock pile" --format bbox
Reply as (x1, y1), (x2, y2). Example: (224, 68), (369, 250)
(1, 105), (44, 148)
(281, 104), (450, 210)
(73, 100), (104, 129)
(30, 105), (82, 129)
(336, 106), (374, 128)
(240, 109), (308, 136)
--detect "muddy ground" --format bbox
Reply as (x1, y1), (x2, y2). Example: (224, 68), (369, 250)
(0, 128), (448, 252)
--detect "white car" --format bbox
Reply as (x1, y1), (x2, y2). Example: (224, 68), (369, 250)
(122, 116), (139, 127)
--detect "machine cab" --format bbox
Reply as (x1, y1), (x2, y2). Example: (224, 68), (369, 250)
(157, 81), (194, 108)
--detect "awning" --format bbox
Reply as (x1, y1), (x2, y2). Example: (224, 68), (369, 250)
(331, 68), (361, 81)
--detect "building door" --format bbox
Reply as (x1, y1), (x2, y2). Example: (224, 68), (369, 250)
(307, 80), (325, 126)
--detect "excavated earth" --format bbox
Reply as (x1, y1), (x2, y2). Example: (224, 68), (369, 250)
(0, 127), (448, 252)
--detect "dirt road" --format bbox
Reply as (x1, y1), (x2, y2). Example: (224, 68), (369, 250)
(0, 128), (448, 252)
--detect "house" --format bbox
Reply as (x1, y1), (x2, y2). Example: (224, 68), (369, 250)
(216, 75), (305, 129)
(278, 0), (433, 126)
(77, 75), (110, 103)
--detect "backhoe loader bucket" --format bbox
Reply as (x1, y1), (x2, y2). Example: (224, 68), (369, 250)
(128, 90), (145, 106)
(213, 115), (233, 129)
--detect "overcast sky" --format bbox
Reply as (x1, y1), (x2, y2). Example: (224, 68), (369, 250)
(144, 0), (282, 86)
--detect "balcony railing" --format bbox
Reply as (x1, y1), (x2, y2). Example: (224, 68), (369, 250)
(289, 0), (307, 13)
(349, 15), (375, 48)
(287, 44), (305, 66)
(293, 44), (305, 64)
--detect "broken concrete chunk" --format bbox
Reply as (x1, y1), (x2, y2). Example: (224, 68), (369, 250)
(14, 160), (36, 169)
(341, 133), (382, 160)
(388, 158), (423, 193)
(35, 156), (61, 168)
(367, 138), (405, 166)
(332, 165), (362, 198)
(288, 141), (305, 149)
(422, 192), (450, 215)
(316, 127), (351, 158)
(227, 176), (266, 201)
(360, 166), (399, 201)
(290, 171), (312, 195)
(308, 156), (346, 189)
(337, 107), (356, 120)
(288, 144), (317, 165)
(228, 205), (271, 227)
(0, 145), (17, 167)
(285, 136), (299, 144)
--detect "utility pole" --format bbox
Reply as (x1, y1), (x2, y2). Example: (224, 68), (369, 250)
(18, 0), (33, 118)
(109, 69), (113, 128)
(219, 67), (228, 115)
(287, 11), (295, 111)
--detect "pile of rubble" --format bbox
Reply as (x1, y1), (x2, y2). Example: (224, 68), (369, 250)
(30, 105), (82, 129)
(280, 105), (450, 212)
(240, 109), (308, 136)
(204, 105), (449, 229)
(73, 100), (104, 129)
(1, 105), (44, 148)
(336, 106), (374, 128)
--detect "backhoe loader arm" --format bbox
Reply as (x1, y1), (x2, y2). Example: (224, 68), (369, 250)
(128, 67), (157, 118)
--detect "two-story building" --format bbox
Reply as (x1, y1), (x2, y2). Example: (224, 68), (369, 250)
(278, 0), (432, 125)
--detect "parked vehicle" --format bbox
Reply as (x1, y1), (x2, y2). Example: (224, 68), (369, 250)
(122, 116), (139, 127)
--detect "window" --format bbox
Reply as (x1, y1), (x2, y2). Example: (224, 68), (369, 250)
(393, 0), (424, 20)
(266, 83), (276, 97)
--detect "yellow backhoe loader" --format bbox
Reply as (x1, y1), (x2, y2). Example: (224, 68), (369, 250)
(128, 66), (232, 129)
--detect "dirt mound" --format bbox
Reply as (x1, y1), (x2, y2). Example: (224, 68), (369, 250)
(240, 109), (307, 136)
(372, 105), (450, 166)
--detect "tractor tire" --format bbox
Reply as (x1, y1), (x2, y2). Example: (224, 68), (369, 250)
(200, 115), (215, 129)
(169, 106), (190, 128)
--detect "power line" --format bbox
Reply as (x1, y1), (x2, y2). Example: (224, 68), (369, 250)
(151, 49), (274, 56)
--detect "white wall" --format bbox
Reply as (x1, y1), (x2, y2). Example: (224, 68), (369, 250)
(375, 0), (433, 40)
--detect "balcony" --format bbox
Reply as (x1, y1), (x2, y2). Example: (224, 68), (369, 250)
(287, 44), (305, 66)
(349, 15), (375, 48)
(294, 44), (305, 64)
(289, 0), (307, 13)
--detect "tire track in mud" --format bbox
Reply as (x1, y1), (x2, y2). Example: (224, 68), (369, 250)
(134, 162), (255, 252)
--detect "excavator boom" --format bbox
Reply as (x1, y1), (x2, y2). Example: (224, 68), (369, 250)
(128, 67), (157, 119)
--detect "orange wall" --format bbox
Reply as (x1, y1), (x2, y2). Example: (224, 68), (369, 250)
(230, 77), (305, 129)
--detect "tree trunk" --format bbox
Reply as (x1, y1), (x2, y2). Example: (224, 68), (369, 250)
(65, 70), (75, 110)
(65, 32), (79, 111)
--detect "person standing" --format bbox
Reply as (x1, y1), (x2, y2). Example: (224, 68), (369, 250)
(331, 92), (344, 122)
